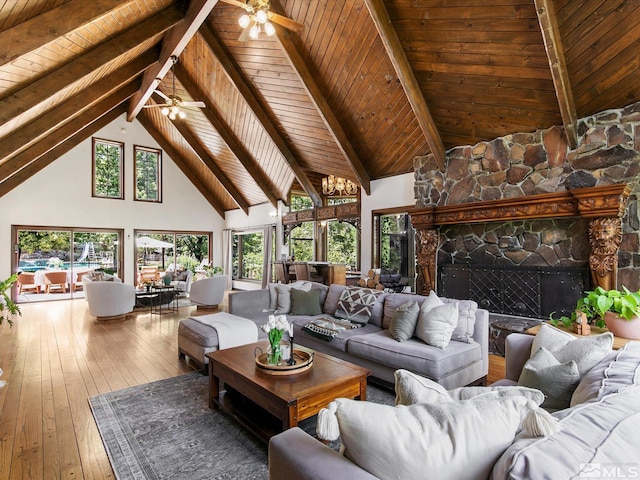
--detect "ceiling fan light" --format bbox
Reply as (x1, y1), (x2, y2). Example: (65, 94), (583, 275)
(161, 107), (170, 116)
(238, 14), (251, 28)
(249, 24), (260, 39)
(169, 112), (177, 120)
(265, 21), (275, 36)
(256, 9), (268, 24)
(178, 110), (187, 119)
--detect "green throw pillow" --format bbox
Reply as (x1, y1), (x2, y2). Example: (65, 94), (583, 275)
(389, 301), (420, 342)
(289, 288), (322, 315)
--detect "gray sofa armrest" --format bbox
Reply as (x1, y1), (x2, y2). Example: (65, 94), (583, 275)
(504, 333), (534, 381)
(228, 289), (270, 318)
(269, 428), (378, 480)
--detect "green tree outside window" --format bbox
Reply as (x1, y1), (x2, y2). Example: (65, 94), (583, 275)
(135, 146), (161, 202)
(93, 138), (123, 199)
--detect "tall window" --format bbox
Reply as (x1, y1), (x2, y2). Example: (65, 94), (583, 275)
(232, 231), (264, 281)
(290, 193), (313, 211)
(135, 145), (161, 202)
(290, 222), (314, 261)
(376, 213), (414, 278)
(326, 221), (358, 269)
(92, 138), (123, 199)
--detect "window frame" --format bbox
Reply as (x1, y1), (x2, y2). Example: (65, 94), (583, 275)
(92, 137), (124, 200)
(232, 230), (265, 281)
(134, 145), (162, 203)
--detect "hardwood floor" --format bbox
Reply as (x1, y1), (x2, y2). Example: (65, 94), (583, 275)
(0, 298), (506, 479)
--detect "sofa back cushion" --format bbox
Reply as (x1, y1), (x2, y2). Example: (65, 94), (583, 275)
(323, 284), (386, 327)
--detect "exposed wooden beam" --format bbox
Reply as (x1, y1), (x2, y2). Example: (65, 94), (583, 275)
(0, 53), (156, 166)
(0, 85), (136, 189)
(0, 106), (126, 198)
(534, 0), (578, 148)
(199, 25), (322, 207)
(274, 27), (371, 195)
(127, 0), (219, 121)
(363, 0), (446, 171)
(0, 5), (182, 131)
(174, 63), (281, 207)
(0, 0), (136, 68)
(138, 112), (227, 217)
(150, 94), (250, 214)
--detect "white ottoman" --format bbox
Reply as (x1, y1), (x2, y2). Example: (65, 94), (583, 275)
(178, 312), (259, 372)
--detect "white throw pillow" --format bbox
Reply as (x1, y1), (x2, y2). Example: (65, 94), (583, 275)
(394, 369), (545, 406)
(333, 396), (530, 480)
(415, 301), (459, 349)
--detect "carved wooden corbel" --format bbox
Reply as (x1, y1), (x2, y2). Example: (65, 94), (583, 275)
(415, 228), (438, 294)
(588, 217), (623, 290)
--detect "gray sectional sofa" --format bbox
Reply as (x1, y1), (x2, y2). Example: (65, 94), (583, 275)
(228, 282), (489, 389)
(269, 333), (640, 480)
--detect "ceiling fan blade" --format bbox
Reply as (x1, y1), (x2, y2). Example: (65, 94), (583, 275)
(269, 12), (304, 33)
(155, 90), (171, 102)
(238, 24), (252, 42)
(143, 103), (169, 108)
(181, 101), (206, 108)
(219, 0), (250, 10)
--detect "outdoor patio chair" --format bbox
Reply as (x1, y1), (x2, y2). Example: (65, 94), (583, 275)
(73, 271), (91, 291)
(17, 272), (39, 294)
(44, 271), (69, 293)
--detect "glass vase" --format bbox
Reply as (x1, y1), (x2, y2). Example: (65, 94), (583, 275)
(267, 343), (282, 366)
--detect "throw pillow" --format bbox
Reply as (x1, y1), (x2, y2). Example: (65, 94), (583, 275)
(415, 302), (459, 349)
(268, 283), (279, 310)
(289, 288), (322, 316)
(389, 301), (420, 342)
(450, 299), (477, 343)
(332, 396), (530, 480)
(334, 287), (384, 325)
(394, 369), (545, 406)
(275, 281), (312, 314)
(518, 346), (580, 411)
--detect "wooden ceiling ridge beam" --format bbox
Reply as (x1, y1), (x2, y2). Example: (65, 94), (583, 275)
(149, 94), (250, 214)
(274, 26), (371, 195)
(127, 0), (220, 121)
(363, 0), (446, 171)
(0, 52), (156, 166)
(0, 85), (137, 190)
(0, 0), (138, 68)
(137, 113), (227, 217)
(173, 63), (281, 207)
(198, 24), (322, 207)
(0, 106), (127, 198)
(0, 5), (183, 128)
(534, 0), (578, 149)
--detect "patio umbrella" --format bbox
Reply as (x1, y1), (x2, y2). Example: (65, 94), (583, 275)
(136, 237), (174, 269)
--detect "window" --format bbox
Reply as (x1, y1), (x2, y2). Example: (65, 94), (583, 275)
(326, 221), (358, 269)
(290, 222), (314, 261)
(92, 138), (123, 199)
(290, 193), (313, 211)
(373, 212), (415, 290)
(134, 145), (161, 202)
(232, 231), (264, 281)
(326, 197), (357, 206)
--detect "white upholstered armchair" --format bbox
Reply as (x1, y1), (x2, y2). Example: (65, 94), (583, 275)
(189, 275), (226, 310)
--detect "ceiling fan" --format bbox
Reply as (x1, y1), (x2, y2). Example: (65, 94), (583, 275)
(219, 0), (304, 41)
(144, 56), (205, 120)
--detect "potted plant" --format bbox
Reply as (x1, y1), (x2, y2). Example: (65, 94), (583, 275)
(577, 286), (640, 339)
(1, 273), (21, 327)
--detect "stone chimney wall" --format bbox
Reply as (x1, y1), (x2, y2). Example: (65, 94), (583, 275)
(414, 101), (640, 289)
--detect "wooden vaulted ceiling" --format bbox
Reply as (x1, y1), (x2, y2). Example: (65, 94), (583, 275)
(0, 0), (639, 215)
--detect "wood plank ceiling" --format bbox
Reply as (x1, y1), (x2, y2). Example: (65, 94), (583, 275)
(0, 0), (638, 213)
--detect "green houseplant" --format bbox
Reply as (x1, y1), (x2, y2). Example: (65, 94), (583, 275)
(570, 286), (640, 339)
(1, 273), (21, 327)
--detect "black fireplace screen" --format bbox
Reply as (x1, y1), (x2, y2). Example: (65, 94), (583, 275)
(438, 264), (591, 319)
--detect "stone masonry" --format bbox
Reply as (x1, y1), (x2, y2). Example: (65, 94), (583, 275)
(414, 101), (640, 290)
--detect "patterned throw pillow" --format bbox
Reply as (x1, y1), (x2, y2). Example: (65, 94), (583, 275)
(334, 286), (384, 325)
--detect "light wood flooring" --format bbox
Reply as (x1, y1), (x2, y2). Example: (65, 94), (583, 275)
(0, 298), (506, 479)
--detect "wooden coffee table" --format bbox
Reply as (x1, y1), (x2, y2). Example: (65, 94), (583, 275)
(206, 341), (370, 443)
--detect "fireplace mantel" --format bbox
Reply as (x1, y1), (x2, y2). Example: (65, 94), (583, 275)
(410, 184), (631, 294)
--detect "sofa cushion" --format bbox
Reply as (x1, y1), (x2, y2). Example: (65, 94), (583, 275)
(178, 318), (220, 348)
(290, 288), (323, 316)
(347, 330), (481, 380)
(290, 317), (382, 353)
(323, 284), (386, 327)
(333, 396), (530, 480)
(334, 287), (385, 325)
(383, 292), (428, 329)
(518, 347), (580, 411)
(389, 301), (420, 342)
(493, 385), (640, 480)
(394, 369), (545, 406)
(571, 341), (640, 407)
(415, 301), (459, 349)
(275, 281), (313, 313)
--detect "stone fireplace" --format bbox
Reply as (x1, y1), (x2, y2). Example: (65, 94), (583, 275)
(410, 101), (640, 321)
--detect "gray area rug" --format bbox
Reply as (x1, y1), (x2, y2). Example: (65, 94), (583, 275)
(89, 371), (395, 480)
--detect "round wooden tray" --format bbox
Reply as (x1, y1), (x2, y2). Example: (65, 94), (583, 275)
(255, 349), (313, 375)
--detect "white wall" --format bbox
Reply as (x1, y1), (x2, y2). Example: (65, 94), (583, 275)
(360, 172), (416, 275)
(1, 114), (224, 284)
